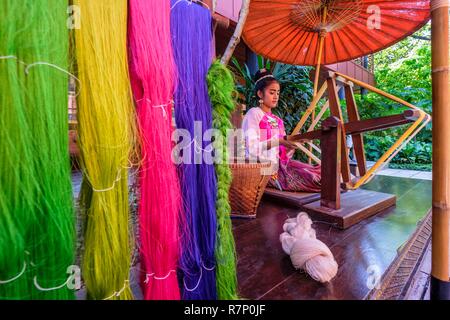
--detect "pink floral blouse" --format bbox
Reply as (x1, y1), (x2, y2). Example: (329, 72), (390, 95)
(242, 107), (289, 164)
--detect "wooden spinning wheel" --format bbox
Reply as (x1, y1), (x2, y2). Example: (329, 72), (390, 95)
(285, 72), (430, 228)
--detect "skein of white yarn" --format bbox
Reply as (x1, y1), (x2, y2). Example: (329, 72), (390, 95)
(280, 212), (338, 283)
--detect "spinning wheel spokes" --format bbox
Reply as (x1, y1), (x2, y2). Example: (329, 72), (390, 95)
(288, 71), (431, 189)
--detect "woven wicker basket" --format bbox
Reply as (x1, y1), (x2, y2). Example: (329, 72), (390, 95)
(229, 160), (273, 218)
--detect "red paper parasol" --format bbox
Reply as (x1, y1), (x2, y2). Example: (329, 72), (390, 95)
(243, 0), (430, 66)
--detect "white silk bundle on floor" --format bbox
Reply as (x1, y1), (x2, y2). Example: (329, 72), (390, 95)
(280, 212), (338, 283)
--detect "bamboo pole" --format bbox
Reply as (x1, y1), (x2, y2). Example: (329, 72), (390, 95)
(313, 35), (326, 97)
(431, 0), (450, 300)
(313, 6), (328, 96)
(220, 0), (251, 66)
(309, 6), (327, 163)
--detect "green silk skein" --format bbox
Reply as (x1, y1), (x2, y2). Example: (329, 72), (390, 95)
(207, 60), (239, 300)
(0, 0), (75, 299)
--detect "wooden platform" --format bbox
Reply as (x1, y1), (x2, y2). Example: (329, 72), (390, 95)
(264, 187), (396, 229)
(263, 188), (321, 207)
(303, 189), (397, 229)
(232, 175), (432, 300)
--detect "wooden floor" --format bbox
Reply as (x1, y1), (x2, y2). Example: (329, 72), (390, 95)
(367, 209), (432, 300)
(232, 175), (432, 300)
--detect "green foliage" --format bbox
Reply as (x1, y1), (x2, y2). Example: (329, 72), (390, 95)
(231, 57), (314, 133)
(364, 134), (432, 165)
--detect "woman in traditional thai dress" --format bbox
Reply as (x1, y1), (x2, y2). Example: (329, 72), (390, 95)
(242, 69), (321, 193)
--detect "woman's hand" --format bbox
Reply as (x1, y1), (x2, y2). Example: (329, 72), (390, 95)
(266, 136), (303, 151)
(279, 138), (299, 150)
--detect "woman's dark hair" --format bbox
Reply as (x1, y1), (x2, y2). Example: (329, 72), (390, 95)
(254, 68), (279, 96)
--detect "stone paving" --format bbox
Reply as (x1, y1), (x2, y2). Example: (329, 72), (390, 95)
(375, 168), (432, 180)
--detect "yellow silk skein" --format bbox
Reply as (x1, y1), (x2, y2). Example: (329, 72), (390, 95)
(73, 0), (139, 300)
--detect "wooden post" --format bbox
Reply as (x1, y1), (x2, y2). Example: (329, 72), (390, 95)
(327, 75), (352, 185)
(431, 0), (450, 300)
(320, 117), (342, 210)
(345, 84), (367, 176)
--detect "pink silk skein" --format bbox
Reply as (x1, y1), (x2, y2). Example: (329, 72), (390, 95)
(128, 0), (182, 299)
